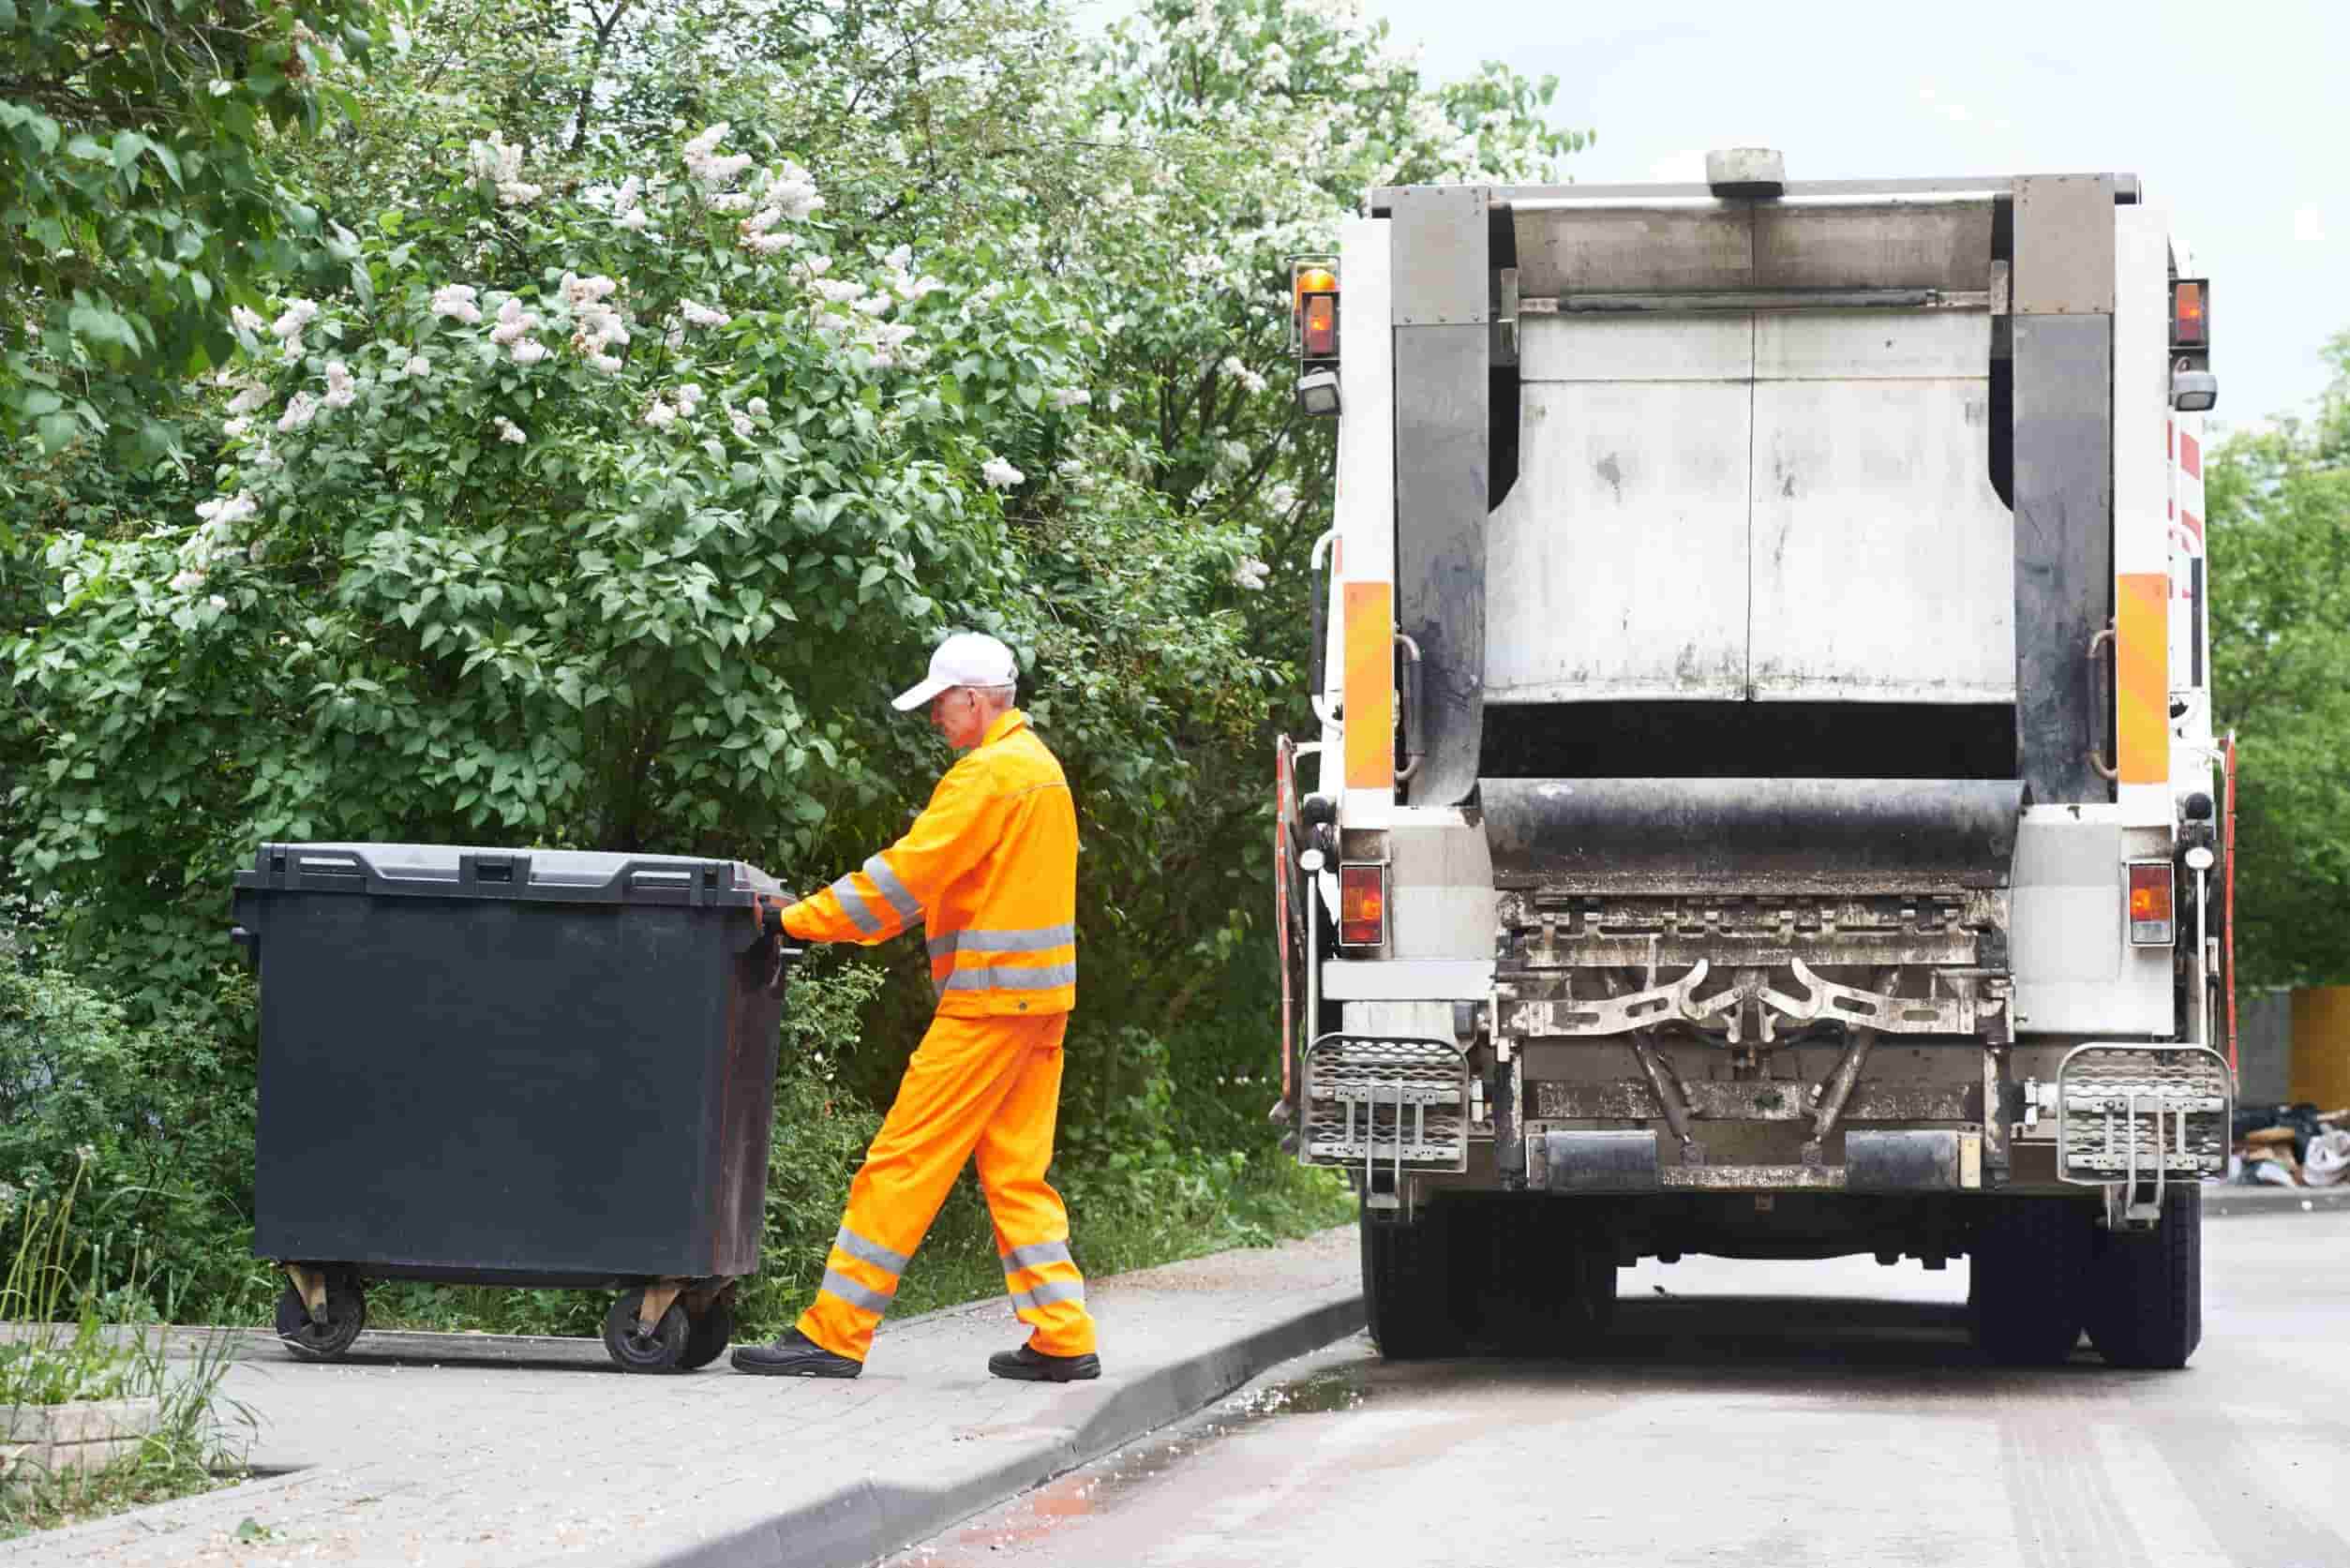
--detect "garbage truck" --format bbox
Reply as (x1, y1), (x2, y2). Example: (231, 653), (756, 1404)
(1271, 151), (2235, 1368)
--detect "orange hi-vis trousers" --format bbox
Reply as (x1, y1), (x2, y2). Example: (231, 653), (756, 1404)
(799, 1010), (1096, 1363)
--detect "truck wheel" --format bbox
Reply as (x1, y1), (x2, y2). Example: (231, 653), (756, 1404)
(1455, 1199), (1611, 1355)
(1579, 1249), (1619, 1333)
(1360, 1203), (1464, 1360)
(2084, 1186), (2202, 1369)
(1968, 1198), (2090, 1366)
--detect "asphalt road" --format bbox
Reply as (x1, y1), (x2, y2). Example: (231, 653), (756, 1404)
(890, 1209), (2350, 1568)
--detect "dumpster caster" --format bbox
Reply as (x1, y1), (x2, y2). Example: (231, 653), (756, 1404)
(604, 1286), (689, 1373)
(680, 1287), (738, 1372)
(275, 1267), (367, 1362)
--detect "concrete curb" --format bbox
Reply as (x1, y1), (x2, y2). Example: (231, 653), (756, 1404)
(654, 1291), (1366, 1568)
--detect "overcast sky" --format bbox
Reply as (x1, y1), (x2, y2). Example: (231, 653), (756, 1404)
(1084, 0), (2347, 426)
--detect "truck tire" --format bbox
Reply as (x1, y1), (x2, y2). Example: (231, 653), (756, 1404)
(1360, 1203), (1465, 1360)
(1968, 1198), (2090, 1366)
(1453, 1198), (1612, 1356)
(2084, 1186), (2202, 1369)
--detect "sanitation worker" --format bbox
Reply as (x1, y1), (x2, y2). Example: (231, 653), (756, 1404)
(732, 631), (1100, 1381)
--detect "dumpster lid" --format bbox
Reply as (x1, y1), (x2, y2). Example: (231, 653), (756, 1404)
(234, 842), (786, 907)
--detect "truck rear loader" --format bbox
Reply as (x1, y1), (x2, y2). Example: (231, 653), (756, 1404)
(1272, 150), (2233, 1368)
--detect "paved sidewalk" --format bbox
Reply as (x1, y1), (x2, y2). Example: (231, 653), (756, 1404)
(2202, 1179), (2350, 1217)
(8, 1228), (1360, 1568)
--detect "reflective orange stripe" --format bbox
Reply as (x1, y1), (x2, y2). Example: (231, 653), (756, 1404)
(2117, 572), (2168, 784)
(1342, 581), (1393, 791)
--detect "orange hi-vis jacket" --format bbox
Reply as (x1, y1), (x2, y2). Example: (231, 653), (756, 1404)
(781, 709), (1077, 1015)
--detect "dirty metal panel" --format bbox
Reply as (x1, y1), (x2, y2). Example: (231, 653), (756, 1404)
(2013, 314), (2114, 804)
(1487, 370), (1753, 703)
(2009, 810), (2172, 1035)
(1481, 777), (2025, 891)
(1752, 201), (1996, 291)
(1512, 204), (1753, 297)
(1518, 311), (1754, 383)
(2013, 174), (2116, 316)
(1748, 313), (2015, 703)
(1532, 1079), (1977, 1122)
(1393, 322), (1489, 805)
(1389, 185), (1490, 328)
(1388, 819), (1497, 961)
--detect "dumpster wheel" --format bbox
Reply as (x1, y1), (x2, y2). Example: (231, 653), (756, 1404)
(274, 1269), (367, 1362)
(679, 1287), (737, 1371)
(603, 1287), (690, 1373)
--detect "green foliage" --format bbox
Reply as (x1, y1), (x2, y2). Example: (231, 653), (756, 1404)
(1, 0), (382, 457)
(0, 963), (267, 1322)
(2208, 331), (2350, 986)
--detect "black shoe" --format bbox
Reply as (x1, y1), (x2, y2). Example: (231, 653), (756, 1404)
(988, 1343), (1101, 1382)
(731, 1328), (861, 1378)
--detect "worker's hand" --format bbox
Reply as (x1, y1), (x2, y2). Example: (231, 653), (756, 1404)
(756, 892), (791, 937)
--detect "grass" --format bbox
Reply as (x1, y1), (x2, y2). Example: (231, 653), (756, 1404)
(0, 1160), (254, 1541)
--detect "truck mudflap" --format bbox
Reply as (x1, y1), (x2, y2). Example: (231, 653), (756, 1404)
(1302, 1034), (1471, 1205)
(2055, 1044), (2230, 1227)
(1481, 777), (2025, 891)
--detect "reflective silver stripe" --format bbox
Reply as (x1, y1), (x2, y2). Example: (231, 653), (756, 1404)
(999, 1239), (1073, 1275)
(835, 1226), (910, 1276)
(862, 856), (921, 922)
(934, 924), (1076, 959)
(1010, 1279), (1086, 1312)
(829, 875), (884, 935)
(940, 963), (1078, 993)
(819, 1268), (895, 1316)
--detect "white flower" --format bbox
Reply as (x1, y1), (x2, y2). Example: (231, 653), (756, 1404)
(1234, 556), (1271, 591)
(814, 278), (867, 306)
(561, 273), (621, 308)
(682, 123), (730, 160)
(643, 399), (679, 429)
(709, 192), (756, 215)
(404, 354), (430, 379)
(471, 133), (541, 206)
(680, 299), (731, 328)
(269, 298), (318, 340)
(508, 339), (549, 366)
(892, 273), (946, 303)
(616, 208), (651, 233)
(980, 456), (1025, 491)
(612, 176), (642, 217)
(232, 306), (267, 335)
(853, 293), (892, 318)
(277, 392), (319, 431)
(1049, 387), (1091, 411)
(493, 416), (526, 444)
(899, 345), (932, 370)
(589, 351), (624, 374)
(431, 284), (483, 324)
(742, 231), (792, 256)
(730, 411), (755, 440)
(247, 440), (278, 470)
(691, 153), (754, 188)
(279, 336), (306, 363)
(322, 360), (357, 409)
(674, 382), (704, 414)
(208, 593), (228, 611)
(746, 397), (769, 418)
(195, 492), (259, 528)
(739, 207), (781, 237)
(884, 244), (913, 272)
(170, 569), (208, 591)
(489, 297), (539, 346)
(209, 78), (233, 97)
(226, 384), (272, 415)
(795, 256), (832, 279)
(1220, 355), (1268, 396)
(222, 416), (250, 439)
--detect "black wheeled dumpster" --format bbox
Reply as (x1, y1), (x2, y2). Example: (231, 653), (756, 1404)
(230, 842), (797, 1373)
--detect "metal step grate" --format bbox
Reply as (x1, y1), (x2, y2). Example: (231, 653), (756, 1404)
(2056, 1044), (2231, 1187)
(1302, 1035), (1470, 1175)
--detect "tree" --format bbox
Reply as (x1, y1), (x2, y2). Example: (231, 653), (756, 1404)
(1, 0), (382, 457)
(2208, 330), (2350, 986)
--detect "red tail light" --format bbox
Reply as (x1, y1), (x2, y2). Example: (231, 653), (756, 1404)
(1338, 862), (1385, 948)
(2170, 278), (2209, 351)
(2128, 861), (2176, 947)
(1301, 293), (1339, 359)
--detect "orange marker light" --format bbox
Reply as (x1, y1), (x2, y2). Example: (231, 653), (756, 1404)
(2127, 861), (2176, 947)
(1338, 862), (1385, 948)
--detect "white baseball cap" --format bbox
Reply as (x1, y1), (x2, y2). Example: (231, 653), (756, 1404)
(891, 631), (1018, 711)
